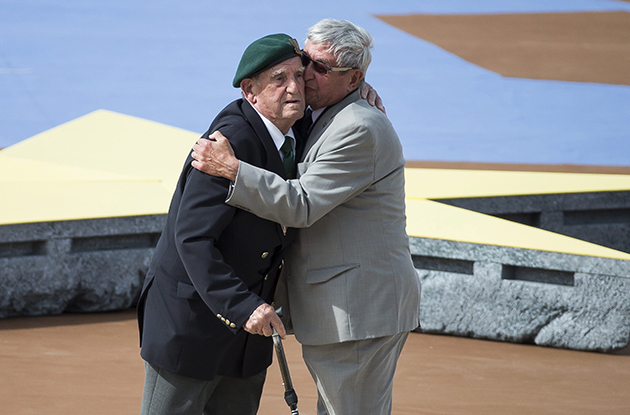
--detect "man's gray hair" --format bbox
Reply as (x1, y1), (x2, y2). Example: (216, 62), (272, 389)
(306, 19), (373, 73)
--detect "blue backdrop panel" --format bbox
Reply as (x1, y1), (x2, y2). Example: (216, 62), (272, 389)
(1, 0), (629, 164)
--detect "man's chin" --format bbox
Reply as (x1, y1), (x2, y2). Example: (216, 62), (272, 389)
(304, 91), (316, 106)
(285, 108), (305, 122)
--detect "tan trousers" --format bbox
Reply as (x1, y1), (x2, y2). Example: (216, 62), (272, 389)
(302, 331), (409, 415)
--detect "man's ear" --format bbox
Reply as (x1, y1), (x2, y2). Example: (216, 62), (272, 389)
(240, 78), (257, 103)
(348, 69), (365, 92)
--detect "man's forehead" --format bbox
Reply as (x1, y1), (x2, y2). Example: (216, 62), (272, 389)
(304, 41), (333, 63)
(265, 58), (304, 77)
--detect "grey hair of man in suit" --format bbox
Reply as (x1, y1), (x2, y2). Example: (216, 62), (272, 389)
(306, 18), (373, 73)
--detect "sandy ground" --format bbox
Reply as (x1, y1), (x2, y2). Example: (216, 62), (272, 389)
(405, 161), (630, 175)
(1, 309), (629, 415)
(377, 12), (630, 86)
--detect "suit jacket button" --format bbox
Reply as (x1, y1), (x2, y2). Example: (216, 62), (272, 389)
(230, 323), (236, 328)
(261, 252), (269, 259)
(225, 319), (231, 325)
(217, 314), (222, 318)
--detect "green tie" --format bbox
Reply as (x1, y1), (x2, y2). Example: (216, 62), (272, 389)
(280, 136), (295, 179)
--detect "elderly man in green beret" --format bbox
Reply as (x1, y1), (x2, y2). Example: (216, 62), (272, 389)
(136, 33), (305, 415)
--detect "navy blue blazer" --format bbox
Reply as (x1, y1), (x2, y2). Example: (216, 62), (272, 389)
(138, 99), (297, 380)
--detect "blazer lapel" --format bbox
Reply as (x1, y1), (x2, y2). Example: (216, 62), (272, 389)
(241, 100), (294, 238)
(241, 100), (287, 178)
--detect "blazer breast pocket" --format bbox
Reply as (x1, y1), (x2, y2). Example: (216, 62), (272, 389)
(305, 263), (360, 284)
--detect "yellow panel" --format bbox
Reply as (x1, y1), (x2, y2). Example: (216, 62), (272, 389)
(405, 199), (630, 261)
(405, 168), (630, 199)
(0, 182), (173, 225)
(0, 155), (142, 182)
(0, 110), (195, 225)
(1, 110), (198, 183)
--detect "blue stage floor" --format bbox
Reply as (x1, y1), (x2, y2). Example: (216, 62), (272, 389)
(1, 0), (629, 165)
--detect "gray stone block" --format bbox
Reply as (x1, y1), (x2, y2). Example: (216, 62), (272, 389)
(0, 215), (165, 318)
(411, 237), (630, 352)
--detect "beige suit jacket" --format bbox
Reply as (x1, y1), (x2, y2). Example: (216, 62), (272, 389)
(228, 89), (421, 345)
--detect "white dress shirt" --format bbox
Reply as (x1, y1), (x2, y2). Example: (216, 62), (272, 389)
(251, 105), (295, 159)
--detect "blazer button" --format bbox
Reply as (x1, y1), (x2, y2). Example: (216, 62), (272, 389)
(217, 314), (222, 319)
(261, 252), (269, 259)
(230, 323), (236, 328)
(225, 319), (231, 325)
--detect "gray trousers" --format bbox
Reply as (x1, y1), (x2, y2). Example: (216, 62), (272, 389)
(140, 362), (265, 415)
(302, 331), (409, 415)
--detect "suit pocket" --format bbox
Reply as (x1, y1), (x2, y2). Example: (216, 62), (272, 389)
(176, 280), (200, 300)
(306, 263), (360, 284)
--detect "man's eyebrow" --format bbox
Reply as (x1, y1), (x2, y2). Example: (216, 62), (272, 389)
(312, 55), (331, 65)
(269, 68), (288, 78)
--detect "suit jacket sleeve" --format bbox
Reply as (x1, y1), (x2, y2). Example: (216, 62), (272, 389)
(227, 113), (377, 228)
(175, 147), (265, 333)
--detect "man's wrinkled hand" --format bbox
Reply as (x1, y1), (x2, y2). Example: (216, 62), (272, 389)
(243, 303), (286, 339)
(191, 131), (240, 182)
(360, 82), (386, 115)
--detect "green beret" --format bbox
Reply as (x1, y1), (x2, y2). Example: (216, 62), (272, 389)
(233, 33), (302, 88)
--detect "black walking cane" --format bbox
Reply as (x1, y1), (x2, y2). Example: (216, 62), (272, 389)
(272, 308), (299, 415)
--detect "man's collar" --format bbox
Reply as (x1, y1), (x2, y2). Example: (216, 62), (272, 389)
(310, 107), (325, 123)
(250, 104), (295, 151)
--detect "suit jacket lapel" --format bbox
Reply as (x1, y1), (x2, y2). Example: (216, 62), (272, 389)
(241, 100), (294, 238)
(302, 89), (362, 157)
(241, 100), (287, 178)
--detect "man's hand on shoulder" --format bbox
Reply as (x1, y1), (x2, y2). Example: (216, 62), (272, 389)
(360, 82), (386, 115)
(243, 303), (286, 339)
(191, 131), (240, 182)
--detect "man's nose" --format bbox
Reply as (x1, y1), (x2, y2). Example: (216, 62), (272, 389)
(287, 76), (302, 94)
(303, 63), (316, 81)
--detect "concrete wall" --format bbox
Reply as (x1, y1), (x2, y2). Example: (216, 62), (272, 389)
(410, 237), (630, 352)
(0, 215), (164, 318)
(2, 211), (630, 353)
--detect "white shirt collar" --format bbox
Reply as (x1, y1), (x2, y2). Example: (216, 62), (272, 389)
(251, 104), (295, 152)
(311, 107), (325, 123)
